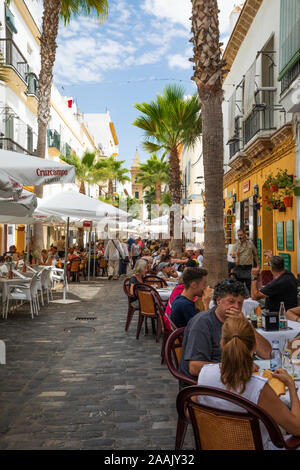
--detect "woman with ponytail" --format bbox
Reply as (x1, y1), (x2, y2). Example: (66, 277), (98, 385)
(197, 316), (300, 449)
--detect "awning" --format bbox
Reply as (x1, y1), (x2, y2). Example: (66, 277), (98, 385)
(0, 189), (37, 218)
(0, 150), (75, 187)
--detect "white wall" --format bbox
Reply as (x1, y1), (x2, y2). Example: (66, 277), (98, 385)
(84, 112), (119, 157)
(223, 0), (291, 168)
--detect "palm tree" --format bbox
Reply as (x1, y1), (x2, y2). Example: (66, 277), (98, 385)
(97, 155), (130, 198)
(137, 153), (169, 206)
(144, 187), (156, 220)
(60, 150), (107, 247)
(33, 0), (109, 251)
(190, 0), (228, 284)
(60, 150), (107, 195)
(133, 84), (202, 254)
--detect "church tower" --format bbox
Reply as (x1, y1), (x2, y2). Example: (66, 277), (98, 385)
(130, 149), (144, 203)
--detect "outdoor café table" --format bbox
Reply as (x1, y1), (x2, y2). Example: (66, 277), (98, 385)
(156, 287), (173, 302)
(0, 277), (31, 301)
(256, 320), (300, 353)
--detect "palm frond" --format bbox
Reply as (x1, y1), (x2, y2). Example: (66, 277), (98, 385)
(60, 0), (108, 25)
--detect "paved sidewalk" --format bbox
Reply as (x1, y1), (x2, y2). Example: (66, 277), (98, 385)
(0, 277), (193, 450)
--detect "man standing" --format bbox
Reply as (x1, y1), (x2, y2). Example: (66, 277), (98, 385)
(231, 229), (259, 293)
(130, 239), (141, 268)
(57, 235), (65, 259)
(104, 234), (125, 280)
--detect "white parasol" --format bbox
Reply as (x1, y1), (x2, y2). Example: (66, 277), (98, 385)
(0, 150), (75, 186)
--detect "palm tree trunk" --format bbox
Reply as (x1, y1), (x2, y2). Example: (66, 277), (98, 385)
(191, 0), (228, 285)
(198, 90), (227, 284)
(169, 146), (182, 255)
(108, 179), (114, 198)
(33, 0), (61, 253)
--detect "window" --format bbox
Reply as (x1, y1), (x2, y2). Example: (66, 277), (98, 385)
(279, 0), (300, 81)
(135, 192), (139, 199)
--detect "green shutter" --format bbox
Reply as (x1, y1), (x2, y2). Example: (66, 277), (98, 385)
(279, 0), (300, 80)
(5, 6), (18, 34)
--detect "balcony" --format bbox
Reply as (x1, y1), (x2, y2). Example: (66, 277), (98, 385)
(47, 129), (61, 157)
(0, 39), (39, 112)
(0, 38), (28, 85)
(0, 137), (34, 155)
(243, 89), (277, 146)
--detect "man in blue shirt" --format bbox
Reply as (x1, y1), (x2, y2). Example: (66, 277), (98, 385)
(171, 267), (208, 328)
(127, 235), (135, 254)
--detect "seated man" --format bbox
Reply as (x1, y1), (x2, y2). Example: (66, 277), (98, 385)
(4, 245), (20, 262)
(157, 262), (178, 280)
(178, 280), (272, 389)
(251, 255), (298, 312)
(171, 267), (208, 328)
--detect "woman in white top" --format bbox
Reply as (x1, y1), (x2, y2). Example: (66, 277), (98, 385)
(197, 316), (300, 449)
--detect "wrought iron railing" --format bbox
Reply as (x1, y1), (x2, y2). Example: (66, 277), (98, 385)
(27, 72), (39, 97)
(281, 55), (300, 94)
(243, 89), (276, 145)
(0, 137), (33, 155)
(0, 38), (29, 83)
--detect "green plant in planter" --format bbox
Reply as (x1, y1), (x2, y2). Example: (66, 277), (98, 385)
(275, 169), (293, 189)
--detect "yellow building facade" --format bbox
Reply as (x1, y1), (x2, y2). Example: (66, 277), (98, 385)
(224, 124), (297, 276)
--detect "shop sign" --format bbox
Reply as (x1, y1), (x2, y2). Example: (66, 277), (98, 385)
(243, 180), (250, 193)
(83, 220), (91, 227)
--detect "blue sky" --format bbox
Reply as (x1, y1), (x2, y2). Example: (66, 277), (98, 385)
(52, 0), (240, 171)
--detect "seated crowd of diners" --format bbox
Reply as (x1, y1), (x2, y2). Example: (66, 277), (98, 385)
(125, 241), (300, 449)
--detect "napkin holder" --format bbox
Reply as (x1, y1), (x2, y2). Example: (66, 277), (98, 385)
(261, 311), (279, 331)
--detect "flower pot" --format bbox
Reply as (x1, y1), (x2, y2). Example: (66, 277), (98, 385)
(269, 183), (278, 192)
(279, 207), (286, 212)
(283, 196), (293, 208)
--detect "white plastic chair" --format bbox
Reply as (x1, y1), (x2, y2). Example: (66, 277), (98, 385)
(40, 267), (53, 304)
(5, 273), (39, 319)
(51, 267), (65, 288)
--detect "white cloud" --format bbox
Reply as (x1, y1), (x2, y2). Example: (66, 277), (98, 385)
(142, 0), (242, 38)
(168, 53), (191, 70)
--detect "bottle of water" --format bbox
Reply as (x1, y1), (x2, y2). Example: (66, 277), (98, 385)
(279, 302), (288, 330)
(250, 307), (257, 328)
(270, 340), (282, 371)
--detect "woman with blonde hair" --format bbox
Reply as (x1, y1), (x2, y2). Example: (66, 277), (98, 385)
(128, 259), (148, 306)
(197, 316), (300, 449)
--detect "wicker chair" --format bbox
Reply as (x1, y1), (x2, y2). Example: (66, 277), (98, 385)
(143, 275), (167, 289)
(258, 270), (273, 290)
(176, 385), (300, 450)
(123, 277), (139, 332)
(165, 327), (197, 386)
(134, 283), (166, 343)
(69, 258), (81, 282)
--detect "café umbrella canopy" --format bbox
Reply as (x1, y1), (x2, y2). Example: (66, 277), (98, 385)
(0, 150), (75, 186)
(0, 189), (37, 217)
(38, 190), (133, 222)
(0, 169), (23, 199)
(38, 190), (133, 303)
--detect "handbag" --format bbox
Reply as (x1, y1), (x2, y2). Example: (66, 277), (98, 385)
(112, 240), (128, 262)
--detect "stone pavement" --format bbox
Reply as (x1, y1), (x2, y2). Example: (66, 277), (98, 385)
(0, 276), (194, 450)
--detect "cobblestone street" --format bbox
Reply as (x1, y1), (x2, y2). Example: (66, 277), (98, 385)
(0, 277), (193, 450)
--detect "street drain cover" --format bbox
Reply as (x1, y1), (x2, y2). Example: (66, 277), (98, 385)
(64, 326), (96, 335)
(75, 317), (97, 321)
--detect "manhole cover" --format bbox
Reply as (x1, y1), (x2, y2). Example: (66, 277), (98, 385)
(75, 317), (97, 321)
(64, 326), (96, 335)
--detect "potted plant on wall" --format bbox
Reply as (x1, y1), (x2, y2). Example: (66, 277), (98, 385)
(264, 194), (283, 211)
(265, 173), (278, 192)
